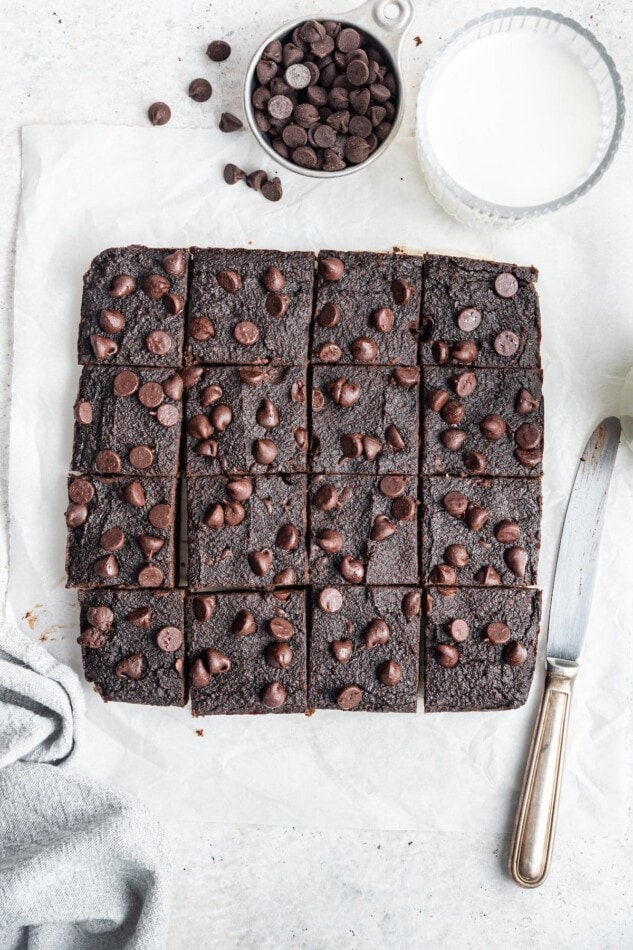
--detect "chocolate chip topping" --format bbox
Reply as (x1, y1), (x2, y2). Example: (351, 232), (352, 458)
(337, 684), (364, 709)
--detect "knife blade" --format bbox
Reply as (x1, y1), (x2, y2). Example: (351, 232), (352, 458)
(510, 416), (621, 888)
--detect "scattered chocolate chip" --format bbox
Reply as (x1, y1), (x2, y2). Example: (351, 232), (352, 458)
(451, 340), (478, 364)
(219, 112), (243, 132)
(87, 605), (114, 629)
(465, 502), (488, 531)
(319, 256), (345, 281)
(339, 555), (364, 584)
(148, 503), (171, 528)
(217, 269), (242, 293)
(232, 610), (257, 637)
(137, 565), (164, 587)
(385, 424), (405, 451)
(247, 169), (268, 191)
(138, 382), (164, 408)
(441, 429), (466, 452)
(129, 445), (154, 470)
(95, 449), (121, 474)
(426, 389), (450, 412)
(190, 658), (211, 688)
(248, 549), (273, 576)
(234, 322), (259, 346)
(444, 544), (469, 567)
(392, 496), (416, 522)
(392, 367), (419, 388)
(189, 78), (212, 102)
(145, 330), (172, 355)
(100, 527), (125, 552)
(90, 335), (118, 361)
(94, 554), (119, 578)
(441, 400), (465, 425)
(276, 524), (299, 551)
(379, 475), (406, 498)
(515, 423), (542, 450)
(516, 388), (539, 414)
(370, 514), (397, 541)
(429, 563), (457, 585)
(148, 102), (171, 126)
(494, 520), (521, 543)
(100, 309), (125, 333)
(453, 372), (477, 398)
(350, 337), (377, 362)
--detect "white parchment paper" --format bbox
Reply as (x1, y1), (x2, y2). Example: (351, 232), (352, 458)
(8, 124), (633, 833)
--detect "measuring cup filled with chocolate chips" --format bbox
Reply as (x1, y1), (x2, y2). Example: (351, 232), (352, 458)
(243, 0), (413, 177)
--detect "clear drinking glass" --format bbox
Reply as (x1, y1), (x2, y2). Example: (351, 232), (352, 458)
(416, 8), (625, 228)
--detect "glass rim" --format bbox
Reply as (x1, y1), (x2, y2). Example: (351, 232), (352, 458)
(416, 7), (626, 219)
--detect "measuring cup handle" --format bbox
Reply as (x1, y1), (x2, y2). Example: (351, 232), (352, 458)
(350, 0), (414, 43)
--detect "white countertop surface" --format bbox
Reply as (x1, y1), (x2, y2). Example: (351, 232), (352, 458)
(2, 1), (632, 948)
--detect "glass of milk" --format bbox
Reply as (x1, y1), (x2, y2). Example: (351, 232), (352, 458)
(416, 9), (625, 227)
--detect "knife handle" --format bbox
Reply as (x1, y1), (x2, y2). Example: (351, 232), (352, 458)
(509, 657), (579, 888)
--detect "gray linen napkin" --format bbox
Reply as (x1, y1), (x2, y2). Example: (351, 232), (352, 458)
(0, 620), (172, 950)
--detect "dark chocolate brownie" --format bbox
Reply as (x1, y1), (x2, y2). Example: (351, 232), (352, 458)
(184, 364), (308, 475)
(424, 586), (541, 712)
(78, 246), (189, 367)
(308, 586), (421, 712)
(421, 476), (541, 588)
(186, 590), (307, 714)
(423, 366), (543, 477)
(78, 589), (186, 706)
(421, 255), (541, 369)
(71, 366), (184, 477)
(311, 365), (419, 474)
(309, 475), (418, 585)
(65, 476), (177, 588)
(186, 475), (308, 589)
(311, 251), (422, 365)
(186, 248), (314, 364)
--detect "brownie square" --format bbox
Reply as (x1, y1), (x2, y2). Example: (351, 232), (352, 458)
(186, 248), (314, 365)
(309, 586), (421, 711)
(424, 586), (542, 712)
(78, 246), (189, 367)
(309, 475), (418, 586)
(422, 475), (541, 588)
(71, 366), (184, 477)
(78, 589), (186, 706)
(184, 364), (308, 475)
(186, 475), (308, 589)
(186, 590), (307, 714)
(311, 365), (419, 475)
(422, 366), (543, 477)
(421, 255), (541, 369)
(65, 476), (177, 588)
(311, 251), (422, 365)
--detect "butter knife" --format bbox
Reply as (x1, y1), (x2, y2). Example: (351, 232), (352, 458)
(509, 416), (621, 888)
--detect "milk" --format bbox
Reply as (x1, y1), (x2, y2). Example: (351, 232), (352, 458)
(425, 30), (603, 207)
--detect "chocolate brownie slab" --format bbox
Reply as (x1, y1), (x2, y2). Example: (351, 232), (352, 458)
(186, 248), (314, 364)
(65, 476), (177, 588)
(186, 590), (307, 714)
(78, 589), (185, 706)
(184, 364), (308, 475)
(71, 366), (184, 477)
(308, 586), (421, 712)
(422, 476), (541, 587)
(423, 366), (543, 477)
(312, 251), (422, 365)
(78, 246), (189, 367)
(421, 255), (541, 369)
(311, 365), (419, 474)
(309, 475), (418, 585)
(424, 586), (541, 712)
(186, 475), (308, 589)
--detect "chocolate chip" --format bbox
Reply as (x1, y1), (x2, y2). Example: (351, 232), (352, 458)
(207, 40), (231, 61)
(100, 527), (125, 552)
(474, 565), (501, 586)
(246, 170), (268, 191)
(350, 88), (371, 114)
(261, 682), (287, 709)
(350, 337), (378, 362)
(465, 503), (488, 531)
(402, 590), (421, 618)
(145, 330), (172, 355)
(148, 503), (171, 528)
(365, 618), (390, 648)
(379, 475), (406, 498)
(456, 307), (482, 331)
(451, 340), (478, 364)
(391, 279), (414, 306)
(426, 389), (450, 412)
(190, 658), (211, 688)
(392, 367), (419, 389)
(515, 447), (542, 469)
(266, 642), (293, 670)
(294, 103), (320, 128)
(78, 627), (106, 649)
(193, 595), (217, 622)
(385, 424), (404, 451)
(316, 529), (344, 554)
(494, 272), (519, 298)
(340, 556), (364, 584)
(138, 535), (164, 559)
(274, 568), (296, 586)
(219, 112), (243, 132)
(189, 78), (212, 102)
(137, 565), (164, 587)
(486, 621), (511, 645)
(435, 644), (459, 668)
(503, 641), (528, 666)
(143, 274), (170, 300)
(319, 257), (345, 281)
(248, 549), (273, 576)
(327, 377), (361, 408)
(266, 293), (290, 317)
(163, 250), (186, 277)
(210, 404), (233, 432)
(516, 388), (539, 414)
(181, 366), (204, 388)
(252, 438), (278, 465)
(100, 309), (125, 333)
(148, 102), (171, 126)
(453, 372), (477, 398)
(448, 619), (469, 643)
(190, 317), (215, 341)
(205, 649), (231, 675)
(117, 481), (145, 508)
(285, 64), (311, 90)
(156, 404), (179, 428)
(129, 445), (154, 470)
(313, 484), (339, 510)
(155, 626), (183, 652)
(90, 335), (118, 361)
(318, 587), (343, 612)
(95, 449), (121, 474)
(515, 423), (541, 450)
(318, 342), (342, 362)
(226, 478), (253, 501)
(344, 135), (370, 164)
(268, 617), (295, 641)
(432, 340), (449, 364)
(444, 544), (469, 567)
(217, 269), (242, 293)
(505, 546), (529, 578)
(392, 496), (416, 522)
(443, 491), (468, 517)
(233, 321), (259, 346)
(94, 554), (119, 578)
(494, 330), (520, 357)
(441, 429), (466, 452)
(370, 514), (397, 541)
(263, 39), (283, 62)
(362, 435), (383, 460)
(86, 605), (114, 630)
(464, 451), (486, 474)
(203, 503), (224, 529)
(331, 639), (353, 663)
(441, 400), (465, 425)
(138, 382), (164, 408)
(493, 520), (520, 544)
(276, 524), (299, 551)
(163, 293), (184, 316)
(337, 684), (363, 710)
(116, 654), (146, 679)
(429, 563), (457, 585)
(378, 659), (402, 686)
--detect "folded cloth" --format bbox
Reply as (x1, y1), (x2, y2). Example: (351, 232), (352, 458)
(0, 620), (172, 950)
